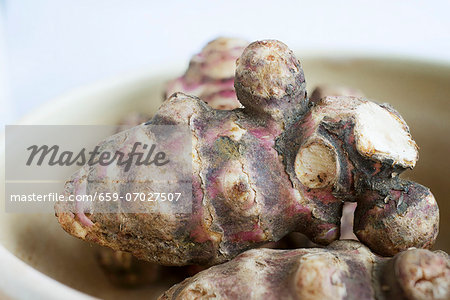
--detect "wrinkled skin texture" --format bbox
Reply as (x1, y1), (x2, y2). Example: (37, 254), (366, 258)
(56, 40), (438, 267)
(160, 241), (450, 300)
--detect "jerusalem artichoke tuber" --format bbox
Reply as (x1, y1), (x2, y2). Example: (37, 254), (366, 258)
(160, 240), (449, 300)
(56, 39), (439, 267)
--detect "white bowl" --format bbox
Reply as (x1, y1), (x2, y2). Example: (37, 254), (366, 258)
(1, 56), (449, 299)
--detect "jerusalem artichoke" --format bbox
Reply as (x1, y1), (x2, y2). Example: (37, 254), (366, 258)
(160, 240), (450, 300)
(56, 39), (439, 267)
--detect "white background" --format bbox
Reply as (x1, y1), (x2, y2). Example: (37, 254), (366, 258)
(1, 0), (449, 125)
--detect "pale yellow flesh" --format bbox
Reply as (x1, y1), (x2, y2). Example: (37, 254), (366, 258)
(295, 141), (337, 189)
(354, 101), (418, 168)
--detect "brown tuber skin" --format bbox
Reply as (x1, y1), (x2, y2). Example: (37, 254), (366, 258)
(56, 39), (439, 267)
(160, 240), (450, 300)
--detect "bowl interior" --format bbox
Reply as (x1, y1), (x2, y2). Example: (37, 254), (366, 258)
(1, 57), (449, 299)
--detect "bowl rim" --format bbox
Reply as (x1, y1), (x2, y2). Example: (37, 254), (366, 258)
(0, 246), (96, 299)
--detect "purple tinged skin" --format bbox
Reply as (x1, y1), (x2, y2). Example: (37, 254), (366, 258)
(354, 183), (439, 256)
(56, 40), (439, 266)
(159, 240), (450, 300)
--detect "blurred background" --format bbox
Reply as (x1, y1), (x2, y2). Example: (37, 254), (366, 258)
(0, 0), (449, 126)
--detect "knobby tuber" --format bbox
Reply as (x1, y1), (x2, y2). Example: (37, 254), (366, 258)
(160, 240), (450, 300)
(56, 39), (439, 268)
